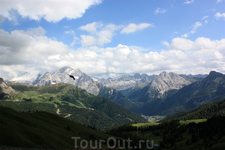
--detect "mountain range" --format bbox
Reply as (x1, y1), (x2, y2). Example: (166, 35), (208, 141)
(4, 66), (224, 118)
(138, 71), (225, 116)
(95, 73), (156, 91)
(0, 78), (146, 129)
(1, 67), (225, 150)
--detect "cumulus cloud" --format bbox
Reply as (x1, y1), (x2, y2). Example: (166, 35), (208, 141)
(79, 22), (122, 46)
(0, 15), (4, 22)
(0, 27), (70, 72)
(0, 0), (102, 23)
(120, 23), (154, 34)
(0, 27), (225, 79)
(26, 26), (46, 36)
(184, 0), (194, 4)
(79, 22), (103, 33)
(154, 8), (167, 15)
(162, 41), (169, 47)
(215, 12), (225, 20)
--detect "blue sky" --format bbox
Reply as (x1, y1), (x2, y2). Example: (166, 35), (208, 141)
(0, 0), (225, 79)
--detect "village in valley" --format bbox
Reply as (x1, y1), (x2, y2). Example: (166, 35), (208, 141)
(141, 115), (166, 122)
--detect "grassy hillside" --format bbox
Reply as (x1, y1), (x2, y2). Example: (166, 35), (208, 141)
(0, 106), (111, 149)
(104, 116), (225, 150)
(160, 99), (225, 122)
(132, 119), (207, 128)
(0, 83), (146, 130)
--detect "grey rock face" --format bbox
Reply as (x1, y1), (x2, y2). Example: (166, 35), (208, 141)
(97, 74), (156, 91)
(33, 66), (104, 95)
(146, 71), (191, 98)
(0, 77), (15, 95)
(35, 72), (52, 86)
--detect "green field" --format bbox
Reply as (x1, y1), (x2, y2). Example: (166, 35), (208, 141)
(179, 119), (207, 124)
(132, 119), (206, 128)
(105, 116), (225, 150)
(132, 122), (160, 127)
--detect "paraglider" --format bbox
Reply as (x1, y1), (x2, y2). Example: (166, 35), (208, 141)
(68, 74), (75, 80)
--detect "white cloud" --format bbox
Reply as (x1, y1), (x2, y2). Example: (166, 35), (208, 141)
(26, 26), (46, 36)
(184, 0), (194, 4)
(0, 0), (102, 23)
(181, 33), (189, 38)
(65, 30), (75, 35)
(64, 30), (79, 47)
(70, 36), (79, 47)
(191, 21), (202, 34)
(154, 8), (167, 15)
(215, 12), (225, 20)
(217, 0), (223, 3)
(0, 27), (225, 79)
(169, 37), (225, 51)
(79, 22), (122, 46)
(181, 21), (202, 38)
(169, 38), (194, 50)
(0, 15), (4, 22)
(0, 27), (70, 71)
(79, 22), (103, 33)
(120, 23), (154, 34)
(80, 35), (97, 46)
(201, 16), (208, 20)
(162, 41), (169, 47)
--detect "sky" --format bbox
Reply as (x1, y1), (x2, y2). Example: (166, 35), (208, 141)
(0, 0), (225, 79)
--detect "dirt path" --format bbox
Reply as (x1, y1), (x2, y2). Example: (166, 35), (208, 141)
(64, 114), (72, 118)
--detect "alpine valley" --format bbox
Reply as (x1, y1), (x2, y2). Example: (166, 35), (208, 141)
(1, 67), (225, 150)
(4, 66), (225, 118)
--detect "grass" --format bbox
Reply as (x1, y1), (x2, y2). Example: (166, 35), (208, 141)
(132, 119), (207, 128)
(8, 83), (84, 108)
(179, 119), (207, 124)
(0, 106), (112, 149)
(2, 83), (147, 130)
(132, 122), (160, 127)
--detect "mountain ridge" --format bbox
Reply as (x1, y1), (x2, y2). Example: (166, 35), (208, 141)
(140, 71), (225, 116)
(0, 80), (146, 129)
(146, 71), (191, 98)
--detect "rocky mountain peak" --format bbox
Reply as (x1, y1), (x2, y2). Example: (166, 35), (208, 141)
(134, 73), (141, 79)
(97, 73), (156, 91)
(0, 78), (15, 97)
(147, 71), (191, 98)
(203, 71), (223, 81)
(31, 67), (104, 95)
(59, 66), (71, 73)
(158, 71), (176, 78)
(208, 71), (223, 77)
(0, 78), (4, 83)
